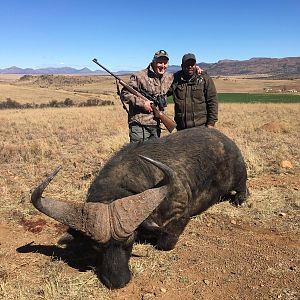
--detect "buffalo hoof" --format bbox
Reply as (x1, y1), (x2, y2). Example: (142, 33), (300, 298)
(229, 188), (250, 207)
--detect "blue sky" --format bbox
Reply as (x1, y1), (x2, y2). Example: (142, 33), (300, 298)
(1, 0), (299, 71)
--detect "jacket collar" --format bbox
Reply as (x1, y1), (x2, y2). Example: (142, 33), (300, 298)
(179, 70), (198, 83)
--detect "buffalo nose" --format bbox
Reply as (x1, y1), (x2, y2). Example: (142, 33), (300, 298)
(101, 272), (131, 289)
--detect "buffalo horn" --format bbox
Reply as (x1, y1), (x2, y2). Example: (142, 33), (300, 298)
(31, 157), (177, 243)
(108, 155), (176, 240)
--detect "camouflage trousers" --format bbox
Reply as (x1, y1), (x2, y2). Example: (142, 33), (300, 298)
(129, 124), (161, 143)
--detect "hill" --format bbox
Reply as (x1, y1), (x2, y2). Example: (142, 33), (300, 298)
(169, 57), (300, 79)
(202, 57), (300, 78)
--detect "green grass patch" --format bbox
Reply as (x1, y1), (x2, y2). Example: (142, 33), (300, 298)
(167, 93), (300, 103)
(218, 93), (300, 103)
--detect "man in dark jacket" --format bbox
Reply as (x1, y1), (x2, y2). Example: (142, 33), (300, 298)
(171, 53), (218, 130)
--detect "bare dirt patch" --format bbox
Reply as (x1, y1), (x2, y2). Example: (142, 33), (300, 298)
(0, 201), (299, 300)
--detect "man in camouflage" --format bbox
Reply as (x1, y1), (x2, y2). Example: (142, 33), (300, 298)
(121, 50), (173, 142)
(171, 53), (218, 130)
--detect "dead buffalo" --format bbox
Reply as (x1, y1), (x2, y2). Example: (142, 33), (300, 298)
(31, 126), (249, 289)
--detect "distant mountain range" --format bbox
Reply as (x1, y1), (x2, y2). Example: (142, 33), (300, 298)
(0, 66), (127, 75)
(1, 57), (300, 78)
(170, 57), (300, 78)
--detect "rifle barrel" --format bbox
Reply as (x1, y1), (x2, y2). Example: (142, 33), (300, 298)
(92, 58), (176, 133)
(92, 58), (121, 81)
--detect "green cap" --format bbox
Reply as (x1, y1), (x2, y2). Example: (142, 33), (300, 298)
(182, 53), (196, 64)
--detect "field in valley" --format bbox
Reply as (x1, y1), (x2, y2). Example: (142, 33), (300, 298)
(0, 75), (299, 300)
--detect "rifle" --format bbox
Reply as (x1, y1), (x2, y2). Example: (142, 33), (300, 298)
(92, 58), (176, 133)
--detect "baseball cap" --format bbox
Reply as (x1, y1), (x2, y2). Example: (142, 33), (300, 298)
(153, 50), (169, 60)
(182, 53), (196, 64)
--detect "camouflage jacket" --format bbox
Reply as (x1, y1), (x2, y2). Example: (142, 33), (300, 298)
(171, 71), (218, 130)
(121, 64), (174, 126)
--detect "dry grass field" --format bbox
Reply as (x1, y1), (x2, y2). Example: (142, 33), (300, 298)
(1, 74), (300, 105)
(0, 75), (299, 300)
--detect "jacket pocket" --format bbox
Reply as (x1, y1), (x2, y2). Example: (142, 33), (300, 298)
(191, 84), (205, 101)
(175, 84), (186, 100)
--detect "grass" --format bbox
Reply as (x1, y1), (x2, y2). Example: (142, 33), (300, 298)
(217, 93), (300, 103)
(1, 103), (299, 223)
(168, 93), (300, 103)
(0, 103), (299, 299)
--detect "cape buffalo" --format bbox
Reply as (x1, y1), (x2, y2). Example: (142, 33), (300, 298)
(31, 127), (249, 289)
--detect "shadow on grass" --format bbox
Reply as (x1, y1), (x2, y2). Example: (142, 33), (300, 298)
(16, 238), (98, 272)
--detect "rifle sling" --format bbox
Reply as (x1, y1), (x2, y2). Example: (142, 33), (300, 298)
(115, 79), (130, 114)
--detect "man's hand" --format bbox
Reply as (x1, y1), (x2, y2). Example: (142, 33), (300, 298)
(144, 100), (153, 113)
(196, 65), (203, 75)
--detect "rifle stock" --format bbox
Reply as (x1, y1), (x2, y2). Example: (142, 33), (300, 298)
(151, 105), (177, 133)
(92, 58), (176, 133)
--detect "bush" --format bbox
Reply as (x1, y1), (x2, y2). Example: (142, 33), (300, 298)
(0, 98), (22, 109)
(0, 97), (114, 110)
